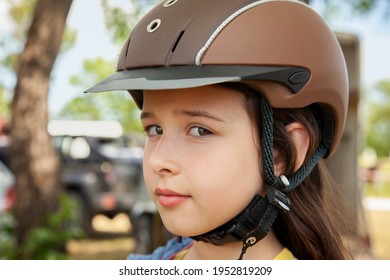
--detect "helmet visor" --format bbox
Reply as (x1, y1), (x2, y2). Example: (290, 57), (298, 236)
(85, 65), (309, 94)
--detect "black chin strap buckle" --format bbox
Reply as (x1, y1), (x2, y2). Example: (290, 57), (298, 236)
(267, 175), (291, 212)
(238, 237), (257, 260)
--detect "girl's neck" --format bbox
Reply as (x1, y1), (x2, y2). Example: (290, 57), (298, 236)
(184, 231), (283, 260)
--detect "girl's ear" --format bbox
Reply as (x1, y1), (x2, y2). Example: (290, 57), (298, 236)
(286, 122), (310, 172)
(273, 122), (310, 175)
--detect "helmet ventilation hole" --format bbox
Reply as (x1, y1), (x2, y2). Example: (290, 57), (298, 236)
(171, 31), (185, 52)
(163, 0), (178, 8)
(124, 39), (131, 57)
(147, 19), (161, 33)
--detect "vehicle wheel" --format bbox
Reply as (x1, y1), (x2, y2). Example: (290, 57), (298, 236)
(133, 213), (154, 254)
(67, 192), (93, 237)
(133, 213), (172, 254)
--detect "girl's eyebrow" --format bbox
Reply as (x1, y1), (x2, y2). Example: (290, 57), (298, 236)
(140, 111), (153, 120)
(178, 110), (225, 123)
(140, 109), (225, 123)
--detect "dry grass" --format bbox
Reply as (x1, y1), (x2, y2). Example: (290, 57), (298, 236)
(67, 237), (135, 260)
(67, 213), (135, 260)
(365, 208), (390, 260)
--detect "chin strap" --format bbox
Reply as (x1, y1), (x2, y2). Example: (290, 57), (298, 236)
(192, 93), (328, 260)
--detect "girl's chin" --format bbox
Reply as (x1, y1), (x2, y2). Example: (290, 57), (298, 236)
(162, 222), (218, 238)
(159, 210), (234, 237)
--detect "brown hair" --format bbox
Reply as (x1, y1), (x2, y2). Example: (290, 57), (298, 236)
(272, 108), (350, 260)
(225, 83), (351, 260)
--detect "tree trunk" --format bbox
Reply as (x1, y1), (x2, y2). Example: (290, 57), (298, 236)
(11, 0), (73, 248)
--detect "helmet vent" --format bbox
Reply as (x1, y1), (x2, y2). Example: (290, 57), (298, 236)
(124, 39), (131, 57)
(171, 31), (185, 53)
(147, 19), (161, 33)
(163, 0), (178, 8)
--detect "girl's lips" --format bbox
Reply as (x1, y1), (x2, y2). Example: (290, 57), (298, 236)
(155, 188), (190, 207)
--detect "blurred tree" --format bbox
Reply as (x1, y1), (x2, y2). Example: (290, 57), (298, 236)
(10, 0), (73, 255)
(364, 80), (390, 157)
(0, 0), (76, 120)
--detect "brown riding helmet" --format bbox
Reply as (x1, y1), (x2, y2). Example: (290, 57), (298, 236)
(86, 0), (348, 157)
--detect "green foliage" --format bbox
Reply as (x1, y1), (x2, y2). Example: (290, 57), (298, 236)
(312, 0), (390, 20)
(0, 88), (11, 119)
(0, 193), (84, 260)
(101, 0), (132, 44)
(59, 57), (143, 132)
(376, 80), (390, 95)
(59, 0), (162, 133)
(364, 182), (390, 197)
(58, 0), (158, 132)
(101, 0), (160, 44)
(61, 27), (77, 52)
(0, 0), (35, 100)
(0, 211), (16, 259)
(58, 91), (143, 132)
(7, 0), (37, 39)
(71, 57), (114, 85)
(347, 0), (378, 14)
(363, 80), (390, 157)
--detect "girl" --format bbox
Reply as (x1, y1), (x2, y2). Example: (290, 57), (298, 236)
(87, 0), (350, 260)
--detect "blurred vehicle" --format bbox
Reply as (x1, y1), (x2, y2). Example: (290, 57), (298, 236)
(0, 161), (15, 213)
(2, 119), (170, 250)
(49, 120), (145, 236)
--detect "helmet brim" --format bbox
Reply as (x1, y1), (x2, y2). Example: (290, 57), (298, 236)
(85, 65), (309, 94)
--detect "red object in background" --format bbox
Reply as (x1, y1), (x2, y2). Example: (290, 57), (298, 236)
(101, 194), (117, 210)
(0, 119), (10, 136)
(4, 186), (15, 211)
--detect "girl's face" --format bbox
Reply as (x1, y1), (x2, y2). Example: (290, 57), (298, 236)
(141, 85), (263, 237)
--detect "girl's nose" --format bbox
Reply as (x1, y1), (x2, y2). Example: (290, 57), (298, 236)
(147, 135), (180, 176)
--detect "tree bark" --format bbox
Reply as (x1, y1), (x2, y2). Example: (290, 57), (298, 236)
(11, 0), (73, 248)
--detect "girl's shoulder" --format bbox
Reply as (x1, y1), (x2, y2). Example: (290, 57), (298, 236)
(127, 237), (193, 260)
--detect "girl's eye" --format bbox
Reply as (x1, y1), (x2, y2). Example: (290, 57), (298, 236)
(145, 125), (163, 136)
(189, 126), (212, 137)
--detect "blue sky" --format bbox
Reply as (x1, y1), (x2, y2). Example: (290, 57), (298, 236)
(1, 1), (390, 114)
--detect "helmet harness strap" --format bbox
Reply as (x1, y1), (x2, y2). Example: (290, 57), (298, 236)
(191, 93), (328, 260)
